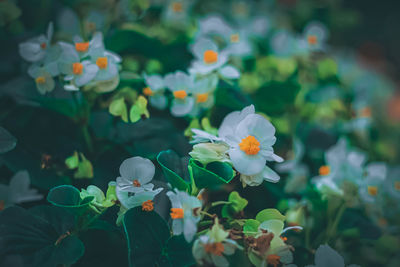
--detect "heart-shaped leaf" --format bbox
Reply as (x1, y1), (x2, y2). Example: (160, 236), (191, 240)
(47, 185), (94, 209)
(157, 150), (190, 192)
(189, 159), (235, 189)
(255, 208), (286, 223)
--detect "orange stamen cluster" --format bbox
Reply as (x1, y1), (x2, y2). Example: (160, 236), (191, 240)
(367, 186), (378, 196)
(170, 208), (184, 219)
(96, 57), (108, 69)
(72, 62), (83, 75)
(173, 90), (187, 99)
(239, 135), (260, 155)
(133, 180), (141, 187)
(143, 87), (153, 96)
(75, 42), (89, 52)
(267, 254), (281, 267)
(230, 33), (240, 43)
(204, 242), (225, 256)
(203, 50), (218, 64)
(40, 43), (47, 49)
(307, 35), (318, 45)
(35, 76), (46, 84)
(172, 2), (183, 12)
(196, 93), (208, 103)
(142, 200), (154, 211)
(319, 165), (330, 176)
(394, 181), (400, 191)
(360, 107), (372, 118)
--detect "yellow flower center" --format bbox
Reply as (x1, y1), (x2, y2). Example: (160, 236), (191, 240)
(204, 242), (224, 256)
(173, 90), (187, 99)
(35, 76), (46, 84)
(171, 2), (183, 12)
(133, 179), (141, 187)
(196, 93), (208, 103)
(96, 57), (108, 69)
(307, 35), (318, 45)
(170, 208), (184, 219)
(230, 33), (240, 43)
(72, 62), (83, 75)
(143, 87), (153, 96)
(75, 42), (89, 52)
(319, 165), (330, 176)
(267, 254), (281, 267)
(142, 200), (154, 211)
(239, 135), (260, 155)
(394, 181), (400, 191)
(367, 185), (378, 196)
(203, 50), (218, 64)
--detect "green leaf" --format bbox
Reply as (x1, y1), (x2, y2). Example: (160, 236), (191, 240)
(157, 150), (191, 192)
(47, 185), (94, 209)
(109, 97), (128, 122)
(0, 126), (16, 153)
(74, 153), (94, 179)
(123, 207), (170, 267)
(129, 96), (149, 123)
(189, 159), (235, 189)
(65, 151), (79, 169)
(0, 205), (84, 267)
(34, 97), (78, 119)
(243, 219), (260, 236)
(222, 191), (248, 218)
(164, 235), (196, 267)
(255, 209), (286, 223)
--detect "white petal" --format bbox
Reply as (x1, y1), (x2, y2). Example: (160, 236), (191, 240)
(119, 156), (155, 184)
(235, 114), (276, 144)
(171, 97), (194, 117)
(262, 166), (280, 183)
(211, 254), (229, 267)
(218, 105), (255, 139)
(314, 245), (345, 267)
(172, 219), (184, 235)
(219, 65), (240, 79)
(229, 147), (266, 175)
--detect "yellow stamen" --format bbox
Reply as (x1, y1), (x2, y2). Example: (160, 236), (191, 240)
(367, 186), (378, 196)
(319, 165), (330, 176)
(96, 57), (108, 69)
(196, 93), (208, 103)
(173, 90), (187, 99)
(394, 181), (400, 191)
(307, 35), (318, 45)
(170, 208), (184, 219)
(143, 87), (153, 96)
(171, 2), (183, 12)
(72, 62), (83, 75)
(35, 76), (46, 84)
(204, 242), (224, 256)
(203, 50), (218, 64)
(230, 33), (240, 43)
(133, 180), (141, 187)
(40, 43), (47, 49)
(267, 254), (281, 267)
(75, 42), (89, 52)
(142, 200), (154, 212)
(239, 135), (260, 155)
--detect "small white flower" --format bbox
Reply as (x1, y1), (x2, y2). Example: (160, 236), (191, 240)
(116, 156), (160, 194)
(143, 74), (168, 110)
(19, 22), (53, 62)
(90, 50), (120, 81)
(27, 65), (55, 94)
(189, 74), (218, 116)
(189, 38), (239, 79)
(161, 0), (193, 28)
(166, 189), (202, 242)
(192, 220), (241, 267)
(58, 44), (98, 87)
(358, 162), (387, 203)
(0, 171), (42, 209)
(302, 21), (329, 52)
(196, 15), (233, 43)
(164, 71), (195, 117)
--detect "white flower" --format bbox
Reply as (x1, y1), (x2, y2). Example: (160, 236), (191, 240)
(386, 166), (400, 200)
(58, 43), (99, 87)
(164, 71), (195, 117)
(143, 74), (168, 110)
(116, 156), (160, 194)
(192, 220), (241, 267)
(27, 65), (56, 94)
(358, 162), (387, 203)
(191, 105), (283, 177)
(189, 74), (218, 116)
(189, 38), (240, 79)
(90, 50), (121, 81)
(166, 189), (202, 242)
(305, 244), (360, 267)
(269, 30), (296, 57)
(302, 21), (329, 52)
(161, 0), (193, 28)
(196, 15), (233, 43)
(19, 22), (53, 62)
(0, 171), (42, 209)
(240, 165), (280, 187)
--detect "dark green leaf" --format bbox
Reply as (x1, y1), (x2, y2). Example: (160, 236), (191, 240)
(0, 126), (16, 153)
(123, 207), (170, 267)
(157, 150), (191, 192)
(164, 235), (195, 267)
(47, 185), (94, 208)
(189, 159), (235, 189)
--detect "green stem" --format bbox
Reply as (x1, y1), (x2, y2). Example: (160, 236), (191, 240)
(325, 202), (346, 243)
(82, 124), (93, 153)
(211, 201), (231, 207)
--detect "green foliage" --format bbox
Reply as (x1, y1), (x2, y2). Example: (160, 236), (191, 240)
(47, 185), (94, 210)
(222, 191), (248, 218)
(0, 126), (16, 153)
(0, 205), (84, 267)
(189, 159), (235, 189)
(157, 150), (191, 192)
(255, 208), (286, 222)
